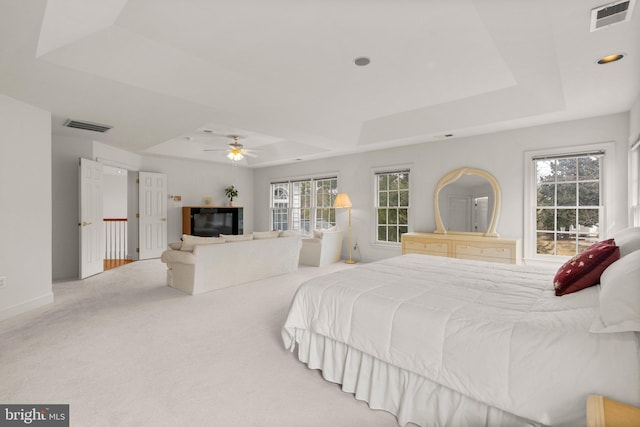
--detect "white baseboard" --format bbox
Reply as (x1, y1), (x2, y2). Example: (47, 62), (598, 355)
(0, 292), (54, 321)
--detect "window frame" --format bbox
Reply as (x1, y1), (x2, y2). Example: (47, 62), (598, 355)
(524, 142), (615, 262)
(269, 175), (338, 235)
(629, 135), (640, 226)
(373, 168), (411, 246)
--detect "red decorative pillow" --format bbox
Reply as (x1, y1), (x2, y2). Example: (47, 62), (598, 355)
(554, 239), (620, 296)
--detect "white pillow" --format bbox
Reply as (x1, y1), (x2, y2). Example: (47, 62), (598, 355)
(219, 233), (254, 242)
(613, 227), (640, 257)
(253, 230), (280, 239)
(590, 250), (640, 333)
(313, 226), (337, 239)
(168, 241), (182, 250)
(180, 235), (226, 251)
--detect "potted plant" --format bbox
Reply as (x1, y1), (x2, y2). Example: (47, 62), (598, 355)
(224, 185), (238, 206)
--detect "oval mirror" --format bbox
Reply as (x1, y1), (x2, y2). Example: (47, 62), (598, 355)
(433, 167), (501, 237)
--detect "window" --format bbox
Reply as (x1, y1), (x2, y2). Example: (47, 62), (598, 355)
(375, 170), (410, 244)
(270, 177), (337, 234)
(526, 147), (612, 259)
(631, 138), (640, 226)
(271, 183), (289, 231)
(314, 178), (337, 229)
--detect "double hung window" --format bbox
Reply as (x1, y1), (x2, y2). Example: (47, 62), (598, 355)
(630, 139), (640, 226)
(526, 146), (611, 259)
(375, 170), (410, 244)
(270, 177), (337, 235)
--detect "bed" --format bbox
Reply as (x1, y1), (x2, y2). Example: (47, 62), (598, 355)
(281, 228), (640, 427)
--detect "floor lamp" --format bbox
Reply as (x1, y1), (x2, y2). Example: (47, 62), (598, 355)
(334, 193), (356, 264)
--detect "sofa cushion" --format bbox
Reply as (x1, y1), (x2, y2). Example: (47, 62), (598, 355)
(312, 226), (338, 239)
(301, 237), (322, 246)
(168, 241), (183, 250)
(181, 235), (226, 251)
(253, 230), (280, 239)
(220, 233), (254, 242)
(278, 229), (300, 237)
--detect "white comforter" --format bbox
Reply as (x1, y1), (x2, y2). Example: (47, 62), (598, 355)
(282, 254), (640, 425)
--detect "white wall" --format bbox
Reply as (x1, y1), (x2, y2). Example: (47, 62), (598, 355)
(103, 172), (127, 218)
(0, 94), (53, 320)
(629, 93), (640, 145)
(254, 113), (631, 263)
(140, 157), (254, 243)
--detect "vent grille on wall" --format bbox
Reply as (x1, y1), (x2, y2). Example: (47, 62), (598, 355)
(63, 119), (112, 133)
(591, 0), (635, 31)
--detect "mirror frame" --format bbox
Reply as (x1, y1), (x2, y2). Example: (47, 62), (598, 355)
(433, 167), (501, 237)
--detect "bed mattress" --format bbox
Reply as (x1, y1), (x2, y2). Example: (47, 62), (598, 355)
(282, 254), (639, 426)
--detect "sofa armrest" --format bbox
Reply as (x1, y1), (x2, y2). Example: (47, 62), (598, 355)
(161, 249), (196, 265)
(299, 231), (343, 266)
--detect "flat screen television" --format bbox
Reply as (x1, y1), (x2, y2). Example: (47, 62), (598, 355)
(188, 208), (242, 237)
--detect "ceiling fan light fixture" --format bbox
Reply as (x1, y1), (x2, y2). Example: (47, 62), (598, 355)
(227, 150), (244, 161)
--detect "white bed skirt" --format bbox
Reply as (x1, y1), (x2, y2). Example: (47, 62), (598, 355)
(292, 329), (544, 427)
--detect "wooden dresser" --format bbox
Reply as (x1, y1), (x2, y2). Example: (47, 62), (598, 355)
(587, 395), (640, 427)
(401, 232), (521, 264)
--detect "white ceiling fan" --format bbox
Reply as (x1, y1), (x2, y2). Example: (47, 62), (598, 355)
(202, 135), (258, 161)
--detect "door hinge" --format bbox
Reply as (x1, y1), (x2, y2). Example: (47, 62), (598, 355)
(136, 178), (140, 184)
(136, 213), (140, 218)
(136, 247), (139, 253)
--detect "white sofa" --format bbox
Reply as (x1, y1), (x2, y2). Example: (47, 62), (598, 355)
(160, 233), (302, 295)
(299, 230), (344, 267)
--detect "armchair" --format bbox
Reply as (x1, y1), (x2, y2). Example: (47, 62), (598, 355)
(299, 230), (344, 267)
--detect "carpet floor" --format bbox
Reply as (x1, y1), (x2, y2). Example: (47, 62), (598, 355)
(0, 260), (402, 427)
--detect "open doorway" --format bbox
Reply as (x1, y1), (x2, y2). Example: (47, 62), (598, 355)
(103, 165), (134, 270)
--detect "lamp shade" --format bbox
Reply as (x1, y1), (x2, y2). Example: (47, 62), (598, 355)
(333, 193), (352, 208)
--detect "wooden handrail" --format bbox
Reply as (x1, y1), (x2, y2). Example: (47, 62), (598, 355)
(104, 218), (127, 222)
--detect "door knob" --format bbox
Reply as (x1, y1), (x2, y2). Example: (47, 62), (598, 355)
(81, 221), (92, 226)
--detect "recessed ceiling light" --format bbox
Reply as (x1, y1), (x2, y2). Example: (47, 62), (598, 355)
(354, 57), (370, 67)
(596, 53), (625, 64)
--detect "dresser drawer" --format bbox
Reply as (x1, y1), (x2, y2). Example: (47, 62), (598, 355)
(403, 240), (449, 256)
(401, 232), (521, 264)
(455, 244), (513, 263)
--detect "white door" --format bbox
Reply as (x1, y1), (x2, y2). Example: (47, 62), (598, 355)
(138, 172), (167, 259)
(448, 196), (471, 232)
(79, 158), (104, 278)
(473, 196), (489, 232)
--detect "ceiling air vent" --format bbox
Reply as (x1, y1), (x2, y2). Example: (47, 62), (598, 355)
(63, 119), (112, 133)
(591, 0), (635, 31)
